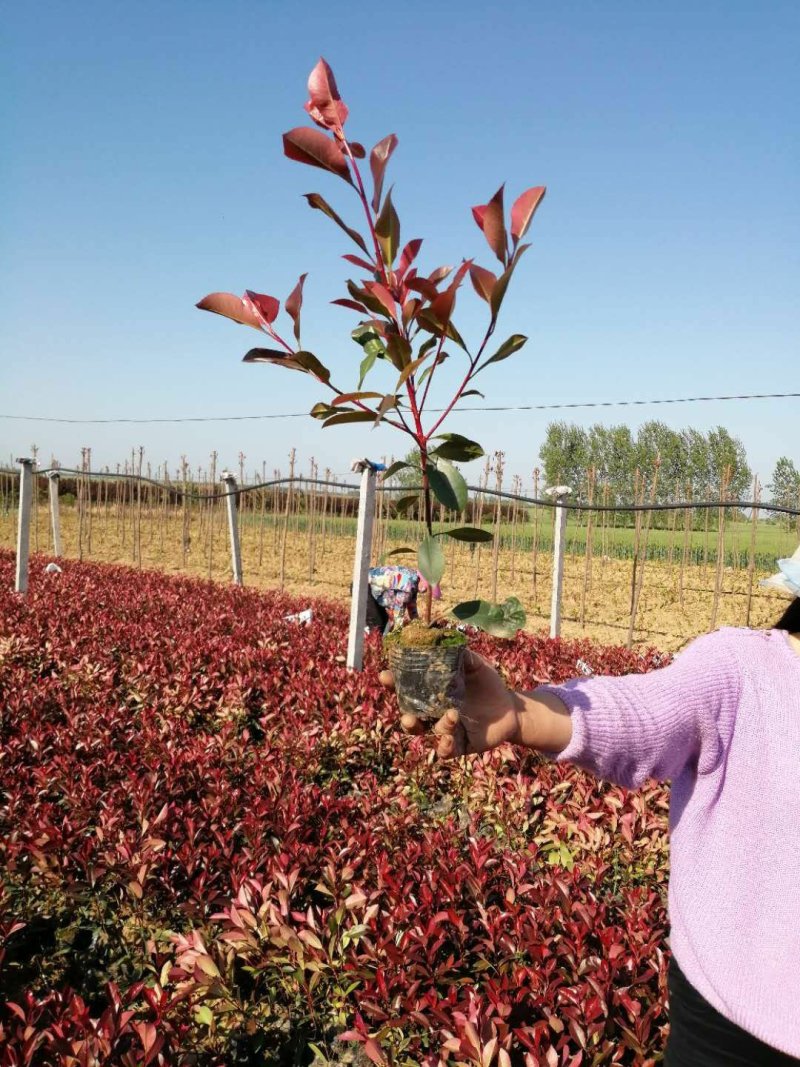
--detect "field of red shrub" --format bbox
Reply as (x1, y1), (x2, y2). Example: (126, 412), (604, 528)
(0, 550), (672, 1066)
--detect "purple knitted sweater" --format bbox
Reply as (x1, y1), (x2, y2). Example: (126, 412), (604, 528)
(539, 627), (800, 1057)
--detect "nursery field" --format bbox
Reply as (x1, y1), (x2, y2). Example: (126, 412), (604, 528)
(0, 504), (787, 652)
(0, 550), (673, 1065)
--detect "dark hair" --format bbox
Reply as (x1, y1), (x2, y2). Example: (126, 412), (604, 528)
(775, 598), (800, 632)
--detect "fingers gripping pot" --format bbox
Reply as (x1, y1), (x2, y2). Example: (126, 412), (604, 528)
(384, 623), (468, 721)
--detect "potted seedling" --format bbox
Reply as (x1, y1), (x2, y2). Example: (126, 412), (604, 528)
(197, 59), (545, 719)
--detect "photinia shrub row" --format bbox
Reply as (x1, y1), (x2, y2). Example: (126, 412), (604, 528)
(0, 551), (670, 1065)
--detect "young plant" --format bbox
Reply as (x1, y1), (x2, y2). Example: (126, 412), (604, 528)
(197, 59), (545, 638)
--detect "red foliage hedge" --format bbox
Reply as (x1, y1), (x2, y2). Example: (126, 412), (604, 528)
(0, 552), (672, 1065)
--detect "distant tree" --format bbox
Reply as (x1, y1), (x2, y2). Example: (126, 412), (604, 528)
(707, 426), (751, 501)
(768, 456), (800, 529)
(388, 448), (423, 490)
(540, 422), (589, 496)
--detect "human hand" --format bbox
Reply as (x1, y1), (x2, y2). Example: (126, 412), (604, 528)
(379, 650), (524, 759)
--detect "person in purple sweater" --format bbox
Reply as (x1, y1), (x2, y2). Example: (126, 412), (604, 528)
(383, 555), (800, 1064)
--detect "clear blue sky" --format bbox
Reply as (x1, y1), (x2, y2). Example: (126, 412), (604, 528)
(2, 0), (797, 489)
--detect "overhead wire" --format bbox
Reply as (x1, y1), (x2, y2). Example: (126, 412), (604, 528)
(0, 390), (798, 424)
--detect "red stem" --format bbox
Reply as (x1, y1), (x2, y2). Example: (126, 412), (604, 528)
(426, 316), (496, 439)
(341, 135), (426, 445)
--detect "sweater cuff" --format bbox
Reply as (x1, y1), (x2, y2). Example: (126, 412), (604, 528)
(534, 682), (589, 764)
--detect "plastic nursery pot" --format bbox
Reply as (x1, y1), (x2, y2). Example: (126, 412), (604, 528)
(384, 627), (468, 722)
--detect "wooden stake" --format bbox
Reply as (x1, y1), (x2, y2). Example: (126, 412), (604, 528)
(745, 474), (761, 628)
(627, 458), (661, 648)
(710, 465), (731, 630)
(280, 448), (295, 590)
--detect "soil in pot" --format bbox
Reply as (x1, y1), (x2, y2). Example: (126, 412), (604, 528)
(384, 621), (468, 721)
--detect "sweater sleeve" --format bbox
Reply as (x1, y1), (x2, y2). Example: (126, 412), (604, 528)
(536, 629), (742, 789)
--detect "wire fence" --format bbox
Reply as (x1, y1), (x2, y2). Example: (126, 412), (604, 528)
(2, 452), (798, 651)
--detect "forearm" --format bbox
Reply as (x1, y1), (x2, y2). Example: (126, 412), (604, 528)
(511, 689), (573, 754)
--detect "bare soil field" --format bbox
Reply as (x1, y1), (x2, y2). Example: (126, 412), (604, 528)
(1, 502), (787, 651)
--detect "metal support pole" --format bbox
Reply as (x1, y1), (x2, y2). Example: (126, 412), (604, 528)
(15, 457), (34, 594)
(545, 485), (572, 638)
(47, 472), (62, 557)
(347, 464), (377, 670)
(220, 471), (243, 586)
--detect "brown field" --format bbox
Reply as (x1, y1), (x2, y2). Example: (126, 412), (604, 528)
(1, 494), (789, 652)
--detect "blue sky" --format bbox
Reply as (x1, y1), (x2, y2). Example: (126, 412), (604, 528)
(2, 0), (797, 490)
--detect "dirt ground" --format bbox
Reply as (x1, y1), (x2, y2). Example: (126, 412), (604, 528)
(1, 503), (788, 652)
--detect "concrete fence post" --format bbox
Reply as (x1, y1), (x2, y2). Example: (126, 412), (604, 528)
(545, 485), (572, 638)
(47, 472), (62, 557)
(347, 462), (377, 670)
(15, 457), (34, 594)
(220, 471), (243, 586)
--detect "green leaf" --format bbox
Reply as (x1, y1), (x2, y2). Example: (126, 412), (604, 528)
(441, 526), (493, 543)
(476, 334), (528, 374)
(460, 389), (485, 399)
(352, 324), (388, 357)
(451, 596), (526, 637)
(392, 494), (419, 515)
(322, 411), (377, 428)
(332, 391), (383, 407)
(303, 193), (369, 254)
(358, 351), (378, 389)
(431, 433), (485, 463)
(375, 187), (400, 266)
(428, 460), (468, 512)
(310, 402), (339, 420)
(383, 460), (413, 479)
(418, 535), (445, 585)
(385, 546), (415, 557)
(293, 350), (331, 382)
(386, 335), (412, 371)
(194, 1005), (214, 1028)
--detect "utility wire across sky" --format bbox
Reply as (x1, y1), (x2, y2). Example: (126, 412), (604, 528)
(0, 391), (798, 425)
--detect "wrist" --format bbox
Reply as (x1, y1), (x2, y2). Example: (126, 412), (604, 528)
(508, 690), (538, 749)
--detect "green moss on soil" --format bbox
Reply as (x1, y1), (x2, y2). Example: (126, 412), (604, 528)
(383, 621), (468, 650)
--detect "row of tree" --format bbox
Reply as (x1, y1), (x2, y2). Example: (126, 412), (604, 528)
(539, 421), (757, 504)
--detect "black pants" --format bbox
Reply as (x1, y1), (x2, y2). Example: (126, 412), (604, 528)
(665, 956), (799, 1066)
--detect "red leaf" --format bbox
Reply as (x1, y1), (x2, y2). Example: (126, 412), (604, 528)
(363, 1038), (387, 1065)
(244, 290), (280, 325)
(242, 347), (293, 366)
(343, 253), (376, 272)
(430, 260), (471, 325)
(364, 281), (398, 319)
(469, 264), (497, 303)
(472, 184), (507, 265)
(305, 57), (349, 129)
(303, 192), (369, 254)
(285, 274), (307, 343)
(369, 134), (398, 212)
(428, 264), (453, 284)
(283, 127), (352, 183)
(331, 298), (369, 313)
(196, 292), (265, 331)
(397, 239), (422, 279)
(511, 185), (546, 243)
(349, 141), (366, 158)
(405, 276), (439, 301)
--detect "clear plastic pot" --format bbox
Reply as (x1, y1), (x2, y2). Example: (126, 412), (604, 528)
(386, 643), (466, 721)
